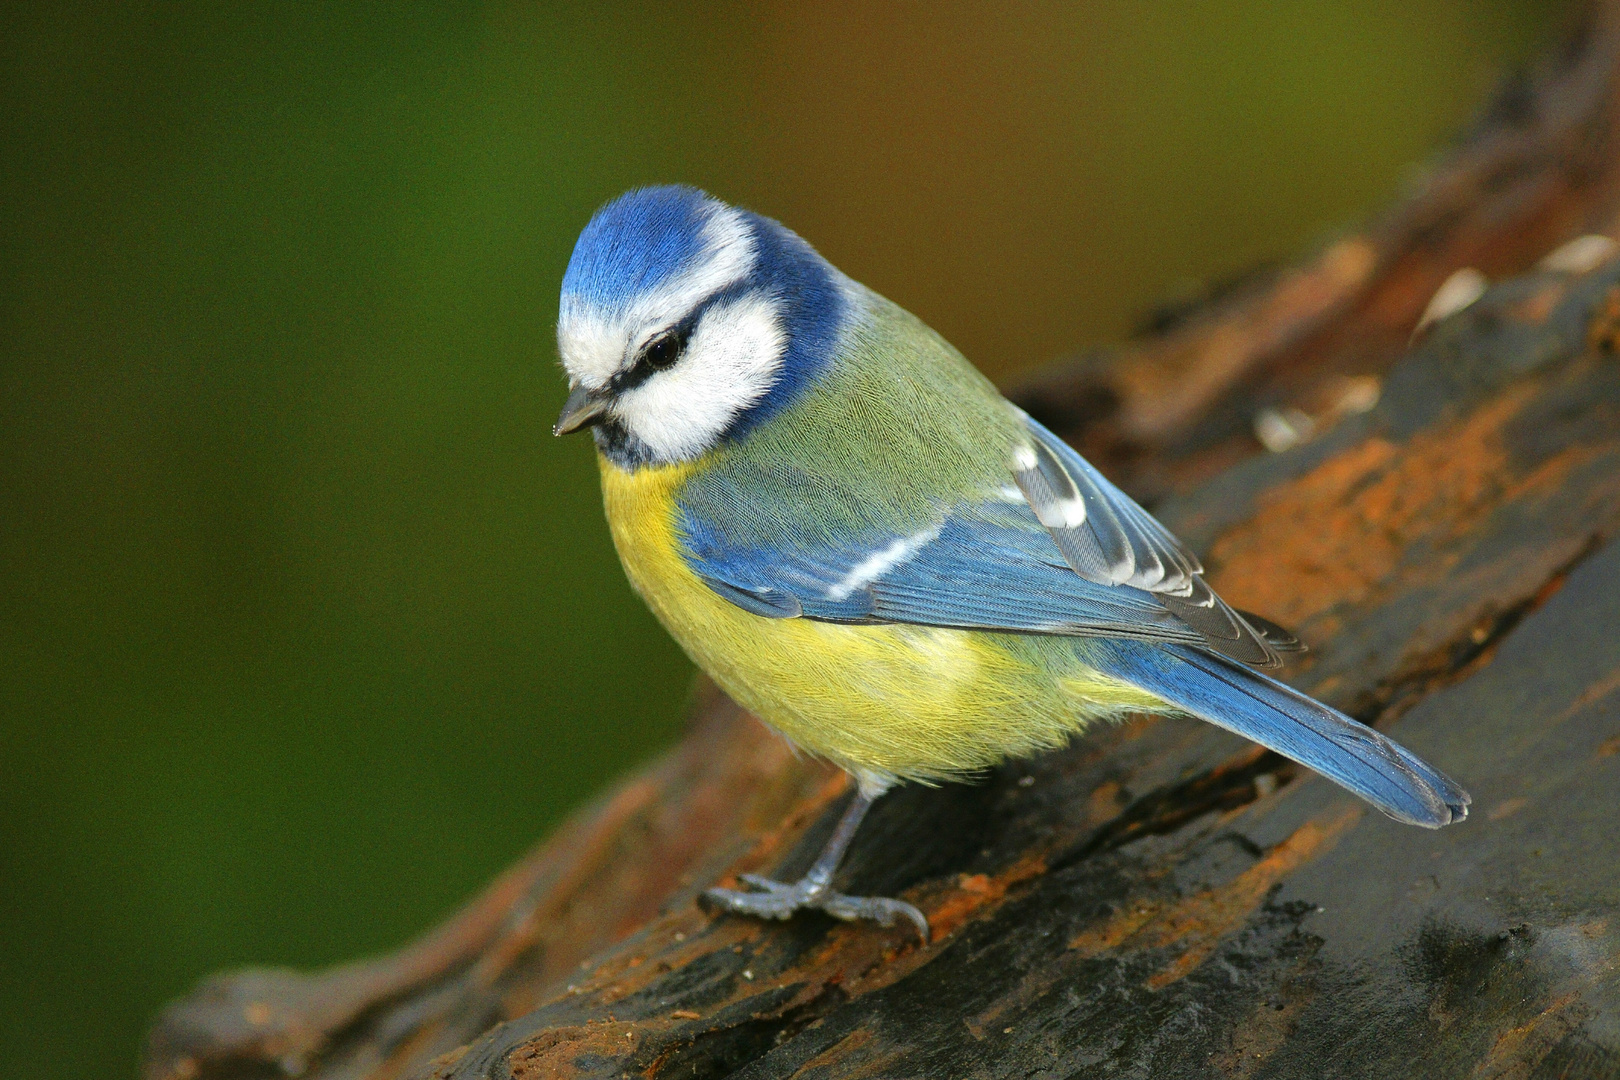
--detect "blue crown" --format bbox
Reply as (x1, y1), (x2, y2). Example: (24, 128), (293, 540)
(560, 185), (721, 318)
(562, 186), (850, 446)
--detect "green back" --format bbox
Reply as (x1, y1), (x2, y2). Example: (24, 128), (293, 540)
(676, 285), (1025, 546)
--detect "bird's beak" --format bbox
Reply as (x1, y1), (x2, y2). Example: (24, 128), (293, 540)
(553, 385), (610, 436)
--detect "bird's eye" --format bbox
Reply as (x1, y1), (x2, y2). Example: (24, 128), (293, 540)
(641, 331), (683, 371)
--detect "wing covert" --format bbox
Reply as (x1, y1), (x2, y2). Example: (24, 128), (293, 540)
(677, 496), (1206, 644)
(1009, 411), (1202, 593)
(1009, 411), (1291, 667)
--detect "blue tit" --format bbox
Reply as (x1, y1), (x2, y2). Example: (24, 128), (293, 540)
(553, 186), (1469, 941)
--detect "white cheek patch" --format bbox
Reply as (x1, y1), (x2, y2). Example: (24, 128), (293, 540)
(611, 293), (786, 461)
(557, 205), (756, 389)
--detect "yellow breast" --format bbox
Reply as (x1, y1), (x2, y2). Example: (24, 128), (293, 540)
(597, 455), (1165, 781)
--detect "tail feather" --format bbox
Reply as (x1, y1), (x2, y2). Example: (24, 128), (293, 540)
(1086, 640), (1470, 828)
(1233, 610), (1306, 654)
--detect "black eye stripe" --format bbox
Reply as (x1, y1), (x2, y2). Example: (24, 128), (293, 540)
(613, 326), (688, 392)
(612, 311), (700, 391)
(608, 278), (755, 394)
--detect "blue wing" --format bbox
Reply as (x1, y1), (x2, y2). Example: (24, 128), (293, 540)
(675, 410), (1297, 662)
(1082, 638), (1470, 827)
(1012, 413), (1284, 665)
(677, 494), (1207, 644)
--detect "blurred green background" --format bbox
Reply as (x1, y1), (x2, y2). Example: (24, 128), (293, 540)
(0, 2), (1575, 1076)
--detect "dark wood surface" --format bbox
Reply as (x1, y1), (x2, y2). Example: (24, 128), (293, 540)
(146, 8), (1620, 1078)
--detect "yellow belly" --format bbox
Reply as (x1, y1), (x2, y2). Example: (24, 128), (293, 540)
(598, 455), (1167, 782)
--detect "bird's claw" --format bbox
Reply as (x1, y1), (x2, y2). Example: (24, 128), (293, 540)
(818, 892), (931, 940)
(704, 876), (929, 942)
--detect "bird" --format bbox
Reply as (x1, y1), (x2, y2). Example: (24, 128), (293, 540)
(552, 185), (1469, 942)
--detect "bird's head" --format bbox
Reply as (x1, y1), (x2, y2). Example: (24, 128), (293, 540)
(554, 186), (846, 467)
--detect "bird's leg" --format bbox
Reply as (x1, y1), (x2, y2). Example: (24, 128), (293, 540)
(703, 784), (929, 941)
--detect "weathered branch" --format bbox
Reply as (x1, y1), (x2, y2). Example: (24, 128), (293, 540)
(1013, 0), (1620, 501)
(147, 7), (1620, 1079)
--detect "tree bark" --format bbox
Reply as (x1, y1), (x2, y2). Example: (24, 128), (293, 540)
(147, 7), (1620, 1078)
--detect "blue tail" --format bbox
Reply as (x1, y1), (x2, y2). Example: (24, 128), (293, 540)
(1085, 640), (1470, 828)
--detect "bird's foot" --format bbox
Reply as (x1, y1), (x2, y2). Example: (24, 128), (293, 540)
(704, 873), (929, 942)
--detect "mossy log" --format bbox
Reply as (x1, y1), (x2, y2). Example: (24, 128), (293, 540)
(146, 7), (1620, 1079)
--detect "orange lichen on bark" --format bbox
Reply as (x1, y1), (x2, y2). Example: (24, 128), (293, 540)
(925, 856), (1049, 941)
(1066, 901), (1166, 959)
(1141, 805), (1362, 990)
(1206, 388), (1539, 628)
(957, 810), (1361, 1038)
(1057, 805), (1362, 992)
